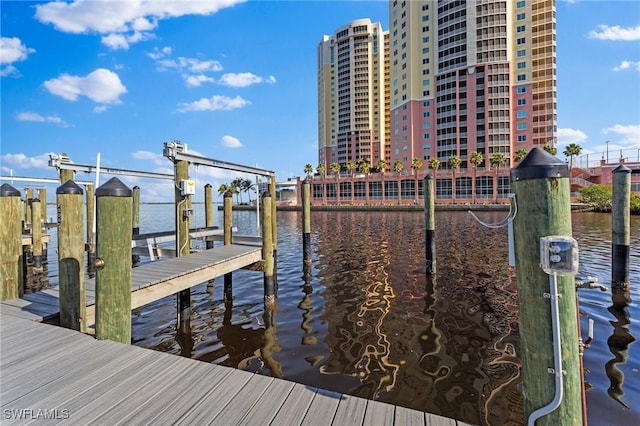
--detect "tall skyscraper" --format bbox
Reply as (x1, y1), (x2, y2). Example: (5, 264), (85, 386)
(318, 19), (389, 171)
(388, 0), (556, 199)
(318, 1), (557, 201)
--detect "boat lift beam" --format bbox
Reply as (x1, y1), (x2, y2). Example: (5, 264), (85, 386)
(48, 153), (174, 180)
(162, 141), (275, 177)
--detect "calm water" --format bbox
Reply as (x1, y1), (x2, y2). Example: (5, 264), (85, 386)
(38, 204), (639, 425)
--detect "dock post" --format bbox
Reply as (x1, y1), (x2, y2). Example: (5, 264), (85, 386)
(262, 191), (275, 308)
(0, 184), (23, 300)
(86, 183), (96, 278)
(38, 188), (47, 224)
(269, 175), (278, 288)
(205, 184), (214, 249)
(25, 188), (33, 230)
(611, 165), (631, 295)
(30, 198), (43, 273)
(223, 191), (233, 302)
(95, 177), (132, 343)
(57, 181), (86, 332)
(59, 169), (75, 184)
(132, 186), (140, 236)
(510, 148), (583, 425)
(174, 158), (192, 331)
(302, 178), (312, 275)
(424, 175), (436, 275)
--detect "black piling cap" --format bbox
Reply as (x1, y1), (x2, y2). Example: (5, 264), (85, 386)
(224, 191), (233, 198)
(613, 165), (631, 174)
(56, 180), (84, 195)
(262, 191), (271, 198)
(303, 177), (310, 184)
(95, 177), (132, 197)
(0, 183), (20, 197)
(423, 174), (434, 181)
(510, 147), (568, 182)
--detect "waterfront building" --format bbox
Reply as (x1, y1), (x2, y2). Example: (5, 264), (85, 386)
(317, 19), (390, 171)
(318, 0), (558, 204)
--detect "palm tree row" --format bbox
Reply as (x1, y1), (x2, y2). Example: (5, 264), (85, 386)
(217, 177), (256, 204)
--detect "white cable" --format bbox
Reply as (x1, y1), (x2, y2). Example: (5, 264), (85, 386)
(468, 193), (517, 229)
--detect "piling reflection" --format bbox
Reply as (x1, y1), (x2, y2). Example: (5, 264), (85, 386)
(312, 211), (522, 425)
(606, 288), (635, 409)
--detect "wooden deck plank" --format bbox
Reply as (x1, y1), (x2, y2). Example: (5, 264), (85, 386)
(333, 394), (369, 425)
(301, 388), (342, 425)
(395, 405), (426, 426)
(236, 379), (296, 426)
(362, 399), (397, 426)
(262, 382), (318, 426)
(206, 375), (276, 425)
(172, 368), (256, 425)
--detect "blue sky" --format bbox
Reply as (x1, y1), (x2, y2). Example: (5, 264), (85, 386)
(1, 0), (639, 202)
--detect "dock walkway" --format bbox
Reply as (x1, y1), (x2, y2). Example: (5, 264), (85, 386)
(0, 313), (470, 425)
(0, 244), (263, 324)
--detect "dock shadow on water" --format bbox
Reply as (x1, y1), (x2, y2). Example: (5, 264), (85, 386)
(130, 208), (639, 426)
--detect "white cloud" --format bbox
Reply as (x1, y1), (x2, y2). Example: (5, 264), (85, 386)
(0, 153), (53, 170)
(16, 111), (71, 127)
(177, 95), (250, 112)
(35, 0), (246, 49)
(44, 68), (127, 104)
(588, 25), (640, 41)
(557, 128), (588, 145)
(221, 135), (242, 148)
(132, 150), (166, 166)
(218, 72), (276, 88)
(613, 60), (640, 72)
(1, 37), (35, 76)
(184, 74), (215, 87)
(603, 124), (640, 147)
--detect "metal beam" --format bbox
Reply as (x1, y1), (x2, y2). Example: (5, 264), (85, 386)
(48, 154), (174, 180)
(0, 176), (93, 185)
(163, 142), (274, 177)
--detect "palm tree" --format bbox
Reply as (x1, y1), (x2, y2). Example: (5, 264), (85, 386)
(330, 162), (341, 203)
(316, 163), (326, 204)
(242, 178), (255, 203)
(563, 143), (582, 174)
(218, 183), (230, 197)
(359, 160), (370, 203)
(448, 155), (461, 204)
(393, 160), (404, 204)
(514, 148), (528, 163)
(330, 162), (341, 177)
(376, 159), (388, 203)
(229, 178), (242, 204)
(469, 151), (483, 204)
(411, 157), (423, 202)
(490, 152), (507, 203)
(346, 160), (357, 177)
(304, 163), (314, 179)
(544, 145), (557, 156)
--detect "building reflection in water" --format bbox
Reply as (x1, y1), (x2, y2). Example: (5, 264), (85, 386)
(312, 211), (522, 425)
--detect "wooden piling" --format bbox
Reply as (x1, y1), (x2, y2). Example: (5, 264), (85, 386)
(262, 191), (275, 308)
(0, 184), (23, 300)
(174, 159), (191, 330)
(423, 175), (436, 275)
(95, 177), (132, 343)
(38, 188), (47, 224)
(223, 191), (233, 302)
(59, 169), (75, 184)
(57, 181), (86, 331)
(30, 198), (43, 272)
(511, 148), (583, 425)
(302, 178), (311, 273)
(132, 186), (140, 236)
(205, 184), (214, 249)
(25, 188), (33, 229)
(611, 165), (631, 292)
(269, 175), (278, 288)
(86, 183), (96, 278)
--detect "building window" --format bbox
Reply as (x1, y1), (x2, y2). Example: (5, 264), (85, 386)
(423, 144), (431, 149)
(517, 49), (526, 57)
(517, 98), (526, 105)
(517, 37), (526, 45)
(517, 62), (526, 69)
(518, 135), (527, 142)
(517, 25), (526, 32)
(517, 1), (525, 8)
(517, 86), (526, 93)
(517, 110), (527, 118)
(423, 100), (430, 107)
(423, 111), (431, 117)
(517, 13), (526, 20)
(422, 79), (430, 86)
(517, 74), (526, 81)
(423, 122), (431, 129)
(517, 123), (527, 130)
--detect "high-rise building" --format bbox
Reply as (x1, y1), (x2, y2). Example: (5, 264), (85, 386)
(318, 19), (389, 171)
(387, 0), (557, 199)
(317, 1), (557, 202)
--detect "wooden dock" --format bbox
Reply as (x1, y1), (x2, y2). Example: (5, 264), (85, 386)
(0, 312), (469, 425)
(0, 244), (263, 325)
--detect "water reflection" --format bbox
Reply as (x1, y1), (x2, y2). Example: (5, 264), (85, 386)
(606, 288), (635, 409)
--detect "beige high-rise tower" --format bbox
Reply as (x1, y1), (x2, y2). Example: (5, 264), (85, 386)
(318, 19), (390, 171)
